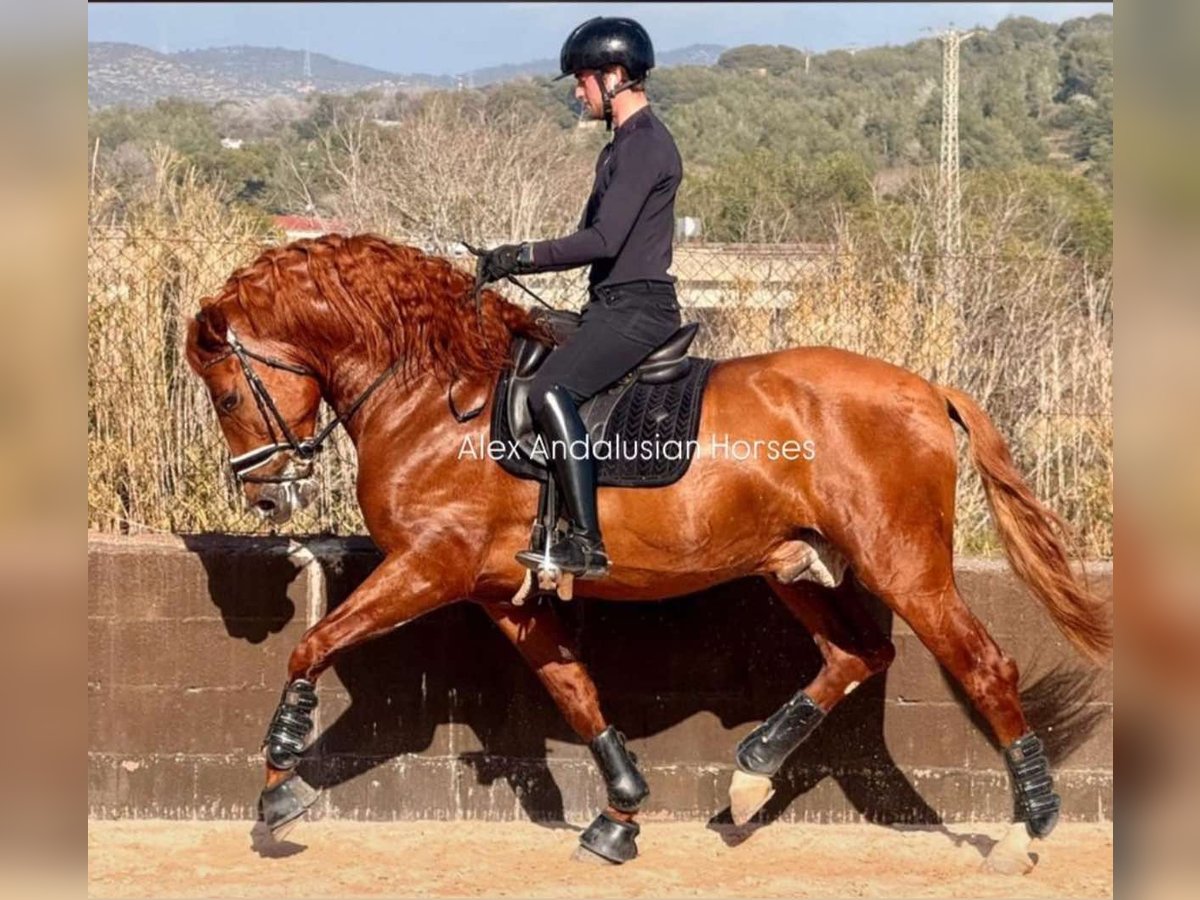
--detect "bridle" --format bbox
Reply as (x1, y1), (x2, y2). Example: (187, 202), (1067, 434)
(208, 325), (398, 484)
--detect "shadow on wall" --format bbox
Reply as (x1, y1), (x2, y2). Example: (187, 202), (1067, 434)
(183, 537), (1103, 826)
(181, 535), (303, 644)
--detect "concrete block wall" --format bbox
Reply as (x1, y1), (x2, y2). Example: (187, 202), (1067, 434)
(88, 535), (1112, 824)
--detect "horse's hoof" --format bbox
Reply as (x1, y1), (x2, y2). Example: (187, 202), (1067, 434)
(729, 770), (775, 826)
(981, 825), (1035, 875)
(249, 820), (306, 858)
(982, 850), (1035, 876)
(577, 811), (639, 863)
(258, 775), (321, 840)
(571, 844), (619, 865)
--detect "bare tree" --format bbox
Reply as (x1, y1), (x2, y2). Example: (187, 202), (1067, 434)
(281, 93), (595, 249)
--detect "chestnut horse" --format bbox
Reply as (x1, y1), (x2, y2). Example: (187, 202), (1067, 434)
(186, 233), (1110, 871)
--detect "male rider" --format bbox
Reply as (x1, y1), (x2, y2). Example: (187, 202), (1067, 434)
(478, 16), (684, 580)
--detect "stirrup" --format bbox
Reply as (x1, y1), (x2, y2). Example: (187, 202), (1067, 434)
(515, 533), (610, 579)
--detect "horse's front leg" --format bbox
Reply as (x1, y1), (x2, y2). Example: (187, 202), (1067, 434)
(480, 600), (649, 865)
(258, 551), (463, 838)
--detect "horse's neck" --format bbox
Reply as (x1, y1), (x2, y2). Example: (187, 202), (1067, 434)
(321, 350), (446, 448)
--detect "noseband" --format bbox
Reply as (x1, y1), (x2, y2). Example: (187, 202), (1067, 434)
(212, 325), (398, 484)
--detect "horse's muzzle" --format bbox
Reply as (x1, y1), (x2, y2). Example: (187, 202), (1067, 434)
(247, 477), (317, 525)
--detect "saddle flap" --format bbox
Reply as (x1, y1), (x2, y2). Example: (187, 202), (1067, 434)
(502, 320), (705, 472)
(491, 357), (716, 489)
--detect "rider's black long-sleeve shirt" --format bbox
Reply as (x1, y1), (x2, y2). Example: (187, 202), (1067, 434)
(530, 106), (682, 288)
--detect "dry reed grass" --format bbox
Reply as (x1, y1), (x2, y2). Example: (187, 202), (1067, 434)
(87, 150), (1111, 556)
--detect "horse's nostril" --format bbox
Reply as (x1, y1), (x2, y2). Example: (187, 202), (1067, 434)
(255, 498), (277, 514)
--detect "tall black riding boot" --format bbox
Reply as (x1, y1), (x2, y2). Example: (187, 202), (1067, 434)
(515, 384), (610, 577)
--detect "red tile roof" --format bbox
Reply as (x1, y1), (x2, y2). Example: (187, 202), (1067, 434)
(272, 215), (348, 233)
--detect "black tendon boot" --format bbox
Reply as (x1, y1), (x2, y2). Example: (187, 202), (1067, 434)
(589, 726), (650, 812)
(1005, 732), (1062, 838)
(735, 688), (825, 776)
(262, 679), (318, 771)
(516, 384), (610, 578)
(578, 726), (648, 863)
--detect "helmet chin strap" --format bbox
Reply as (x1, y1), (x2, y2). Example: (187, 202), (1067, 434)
(592, 72), (640, 131)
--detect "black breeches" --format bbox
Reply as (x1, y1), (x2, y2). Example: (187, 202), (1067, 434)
(527, 282), (681, 418)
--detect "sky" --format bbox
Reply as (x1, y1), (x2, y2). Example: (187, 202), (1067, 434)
(87, 2), (1113, 76)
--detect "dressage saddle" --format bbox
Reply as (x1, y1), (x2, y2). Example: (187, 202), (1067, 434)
(490, 308), (714, 487)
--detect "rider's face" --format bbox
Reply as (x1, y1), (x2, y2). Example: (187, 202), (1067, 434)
(573, 70), (616, 119)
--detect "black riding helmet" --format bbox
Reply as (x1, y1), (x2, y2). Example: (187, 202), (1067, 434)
(557, 17), (655, 130)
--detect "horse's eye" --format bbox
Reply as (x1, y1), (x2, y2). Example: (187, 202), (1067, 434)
(219, 392), (240, 413)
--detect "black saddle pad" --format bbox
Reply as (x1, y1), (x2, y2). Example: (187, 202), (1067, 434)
(490, 358), (716, 487)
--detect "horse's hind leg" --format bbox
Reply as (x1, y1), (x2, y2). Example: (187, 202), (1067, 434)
(729, 580), (895, 824)
(479, 599), (647, 865)
(850, 533), (1060, 873)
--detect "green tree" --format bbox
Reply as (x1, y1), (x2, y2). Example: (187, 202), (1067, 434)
(717, 45), (809, 76)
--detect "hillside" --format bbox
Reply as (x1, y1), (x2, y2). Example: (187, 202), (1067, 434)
(610, 16), (1110, 185)
(87, 42), (441, 108)
(88, 14), (1111, 252)
(174, 46), (441, 90)
(88, 42), (727, 108)
(88, 43), (264, 108)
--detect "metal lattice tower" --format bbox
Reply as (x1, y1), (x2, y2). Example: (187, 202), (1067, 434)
(922, 25), (977, 380)
(934, 27), (977, 261)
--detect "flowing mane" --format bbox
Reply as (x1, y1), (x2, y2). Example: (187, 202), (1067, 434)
(203, 233), (548, 381)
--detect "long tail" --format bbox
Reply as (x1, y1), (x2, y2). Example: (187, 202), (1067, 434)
(939, 385), (1112, 664)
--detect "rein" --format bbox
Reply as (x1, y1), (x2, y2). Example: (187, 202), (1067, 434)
(459, 239), (557, 314)
(448, 238), (557, 423)
(217, 326), (400, 484)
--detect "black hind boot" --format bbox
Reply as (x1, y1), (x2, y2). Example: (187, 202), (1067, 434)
(515, 384), (610, 578)
(1006, 732), (1062, 838)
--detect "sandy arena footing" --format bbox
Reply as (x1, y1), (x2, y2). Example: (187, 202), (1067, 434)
(88, 820), (1113, 898)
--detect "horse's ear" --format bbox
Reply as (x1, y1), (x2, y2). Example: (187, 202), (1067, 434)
(189, 305), (229, 360)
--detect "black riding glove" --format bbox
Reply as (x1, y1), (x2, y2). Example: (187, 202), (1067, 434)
(480, 242), (535, 283)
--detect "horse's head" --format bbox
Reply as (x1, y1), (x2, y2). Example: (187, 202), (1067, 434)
(184, 233), (550, 526)
(186, 302), (322, 525)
